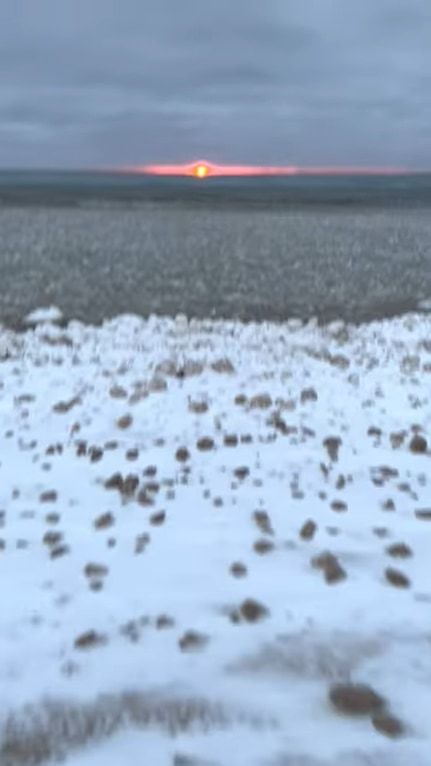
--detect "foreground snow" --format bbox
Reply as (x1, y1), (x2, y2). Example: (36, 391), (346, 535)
(1, 311), (431, 766)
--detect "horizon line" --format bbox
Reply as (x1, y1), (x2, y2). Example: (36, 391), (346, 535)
(0, 163), (429, 176)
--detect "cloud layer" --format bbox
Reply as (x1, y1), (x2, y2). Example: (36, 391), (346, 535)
(0, 0), (430, 167)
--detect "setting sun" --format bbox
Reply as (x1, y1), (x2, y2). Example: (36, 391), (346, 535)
(193, 163), (210, 179)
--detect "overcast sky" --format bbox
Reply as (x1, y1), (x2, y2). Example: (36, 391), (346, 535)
(0, 0), (430, 168)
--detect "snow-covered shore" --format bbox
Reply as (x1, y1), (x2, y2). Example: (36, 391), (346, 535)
(1, 311), (431, 765)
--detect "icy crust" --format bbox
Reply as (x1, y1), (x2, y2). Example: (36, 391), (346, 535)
(0, 310), (431, 765)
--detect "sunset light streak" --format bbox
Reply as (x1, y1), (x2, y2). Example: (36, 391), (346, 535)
(120, 160), (409, 178)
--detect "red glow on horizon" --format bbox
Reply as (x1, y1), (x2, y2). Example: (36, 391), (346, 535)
(119, 160), (409, 177)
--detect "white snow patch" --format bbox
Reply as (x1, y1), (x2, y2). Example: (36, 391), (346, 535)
(0, 311), (431, 765)
(24, 306), (63, 325)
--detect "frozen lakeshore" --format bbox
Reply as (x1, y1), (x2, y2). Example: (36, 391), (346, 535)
(1, 310), (431, 765)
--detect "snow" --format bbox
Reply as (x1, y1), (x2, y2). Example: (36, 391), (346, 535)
(1, 311), (431, 765)
(24, 306), (63, 325)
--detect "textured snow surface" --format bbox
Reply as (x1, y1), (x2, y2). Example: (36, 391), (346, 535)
(1, 311), (431, 765)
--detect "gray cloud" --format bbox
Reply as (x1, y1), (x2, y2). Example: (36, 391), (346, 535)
(0, 0), (430, 167)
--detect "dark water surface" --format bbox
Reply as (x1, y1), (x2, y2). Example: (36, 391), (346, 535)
(0, 172), (430, 328)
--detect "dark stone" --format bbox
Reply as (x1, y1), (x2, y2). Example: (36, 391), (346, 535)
(249, 393), (272, 409)
(230, 562), (248, 578)
(300, 519), (317, 540)
(43, 531), (63, 547)
(149, 511), (166, 526)
(142, 466), (158, 477)
(122, 474), (139, 496)
(178, 630), (209, 652)
(312, 551), (347, 584)
(105, 472), (124, 490)
(253, 510), (274, 535)
(323, 436), (342, 461)
(196, 437), (215, 451)
(224, 434), (238, 447)
(331, 500), (348, 513)
(74, 630), (107, 650)
(135, 533), (150, 554)
(329, 683), (386, 716)
(372, 713), (405, 738)
(239, 598), (269, 623)
(156, 615), (175, 630)
(386, 543), (412, 559)
(117, 414), (133, 430)
(253, 538), (275, 555)
(176, 447), (190, 462)
(385, 567), (410, 588)
(300, 387), (318, 404)
(409, 434), (427, 454)
(39, 490), (58, 503)
(50, 544), (70, 559)
(94, 512), (115, 530)
(84, 563), (109, 578)
(89, 447), (104, 463)
(234, 466), (250, 481)
(53, 396), (81, 413)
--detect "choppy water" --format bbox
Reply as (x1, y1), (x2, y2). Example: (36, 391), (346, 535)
(0, 172), (430, 328)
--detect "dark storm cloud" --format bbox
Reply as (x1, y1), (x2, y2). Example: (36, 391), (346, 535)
(0, 0), (430, 166)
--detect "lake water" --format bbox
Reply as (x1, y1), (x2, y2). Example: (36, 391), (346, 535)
(0, 172), (430, 328)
